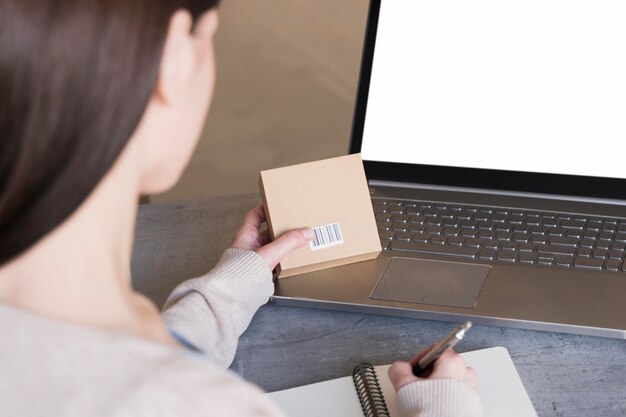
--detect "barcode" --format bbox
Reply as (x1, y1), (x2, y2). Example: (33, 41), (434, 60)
(310, 222), (344, 251)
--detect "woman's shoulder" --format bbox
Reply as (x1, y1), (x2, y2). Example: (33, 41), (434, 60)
(111, 350), (286, 417)
(0, 303), (285, 417)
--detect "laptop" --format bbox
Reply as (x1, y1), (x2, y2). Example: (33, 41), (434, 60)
(272, 0), (626, 339)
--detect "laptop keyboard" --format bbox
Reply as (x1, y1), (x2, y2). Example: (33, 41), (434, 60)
(373, 198), (626, 272)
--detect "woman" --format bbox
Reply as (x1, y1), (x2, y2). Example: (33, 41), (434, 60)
(0, 1), (481, 416)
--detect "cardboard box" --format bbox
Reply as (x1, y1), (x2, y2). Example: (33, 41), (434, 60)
(260, 153), (381, 278)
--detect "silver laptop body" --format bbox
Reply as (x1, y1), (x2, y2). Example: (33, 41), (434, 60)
(272, 0), (626, 339)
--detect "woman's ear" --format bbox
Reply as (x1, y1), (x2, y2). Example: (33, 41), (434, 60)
(156, 9), (195, 104)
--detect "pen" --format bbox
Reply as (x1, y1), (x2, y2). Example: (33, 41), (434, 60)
(411, 321), (472, 376)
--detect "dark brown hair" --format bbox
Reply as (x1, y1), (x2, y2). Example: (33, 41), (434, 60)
(0, 0), (219, 265)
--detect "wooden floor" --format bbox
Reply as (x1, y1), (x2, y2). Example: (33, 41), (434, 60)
(156, 0), (369, 202)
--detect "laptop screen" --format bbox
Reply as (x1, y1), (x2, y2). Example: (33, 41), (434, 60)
(359, 0), (626, 181)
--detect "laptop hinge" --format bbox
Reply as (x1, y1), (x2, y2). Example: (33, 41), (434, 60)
(368, 179), (626, 207)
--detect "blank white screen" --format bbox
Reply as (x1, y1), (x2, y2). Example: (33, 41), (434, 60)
(361, 0), (626, 179)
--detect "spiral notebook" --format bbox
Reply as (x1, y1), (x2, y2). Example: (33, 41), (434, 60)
(267, 347), (537, 417)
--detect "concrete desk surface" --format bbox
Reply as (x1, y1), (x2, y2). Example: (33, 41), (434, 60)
(131, 194), (626, 417)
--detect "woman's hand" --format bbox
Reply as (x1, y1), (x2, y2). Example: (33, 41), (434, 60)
(231, 205), (313, 270)
(388, 345), (479, 393)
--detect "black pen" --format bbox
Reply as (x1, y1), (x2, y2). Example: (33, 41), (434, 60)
(412, 321), (472, 376)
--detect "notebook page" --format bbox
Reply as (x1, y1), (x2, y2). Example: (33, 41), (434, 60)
(267, 347), (536, 417)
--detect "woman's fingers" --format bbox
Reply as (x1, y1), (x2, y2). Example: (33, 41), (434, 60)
(256, 228), (313, 270)
(388, 361), (420, 391)
(232, 205), (313, 269)
(390, 348), (479, 394)
(231, 206), (266, 250)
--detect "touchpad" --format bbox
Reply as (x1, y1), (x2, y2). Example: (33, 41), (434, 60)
(371, 257), (490, 309)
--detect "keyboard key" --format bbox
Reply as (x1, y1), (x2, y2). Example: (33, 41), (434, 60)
(537, 244), (576, 255)
(464, 238), (482, 247)
(519, 243), (536, 252)
(460, 229), (478, 238)
(531, 235), (549, 244)
(555, 256), (573, 267)
(497, 251), (517, 262)
(613, 233), (626, 242)
(495, 232), (513, 241)
(478, 248), (496, 260)
(560, 219), (586, 229)
(389, 241), (479, 258)
(376, 213), (392, 222)
(565, 229), (584, 238)
(443, 218), (460, 227)
(495, 223), (513, 232)
(492, 213), (507, 223)
(542, 219), (558, 227)
(474, 212), (490, 221)
(606, 259), (621, 271)
(439, 209), (455, 218)
(409, 224), (427, 233)
(519, 253), (538, 264)
(501, 242), (517, 251)
(609, 250), (623, 260)
(431, 235), (447, 245)
(380, 240), (390, 250)
(379, 230), (395, 240)
(596, 241), (611, 250)
(392, 223), (408, 232)
(409, 215), (427, 224)
(574, 257), (604, 270)
(509, 215), (525, 224)
(512, 224), (529, 232)
(377, 221), (391, 231)
(448, 237), (464, 246)
(478, 230), (495, 239)
(611, 242), (626, 251)
(598, 231), (614, 240)
(537, 255), (554, 265)
(478, 221), (495, 230)
(395, 232), (413, 241)
(549, 236), (578, 246)
(412, 233), (430, 242)
(513, 233), (530, 242)
(460, 220), (477, 228)
(530, 226), (547, 234)
(483, 240), (499, 249)
(388, 206), (405, 214)
(547, 227), (566, 237)
(580, 239), (595, 248)
(587, 221), (602, 231)
(593, 249), (608, 258)
(422, 208), (438, 217)
(457, 211), (473, 220)
(426, 217), (443, 226)
(577, 248), (592, 257)
(526, 217), (541, 226)
(443, 227), (460, 236)
(426, 226), (443, 234)
(392, 214), (410, 223)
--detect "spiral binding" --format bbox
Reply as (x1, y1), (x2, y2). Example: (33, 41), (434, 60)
(352, 363), (390, 417)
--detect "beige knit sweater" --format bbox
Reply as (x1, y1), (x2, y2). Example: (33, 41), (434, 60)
(0, 248), (482, 417)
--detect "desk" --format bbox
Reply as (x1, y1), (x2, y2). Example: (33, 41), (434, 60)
(132, 194), (626, 417)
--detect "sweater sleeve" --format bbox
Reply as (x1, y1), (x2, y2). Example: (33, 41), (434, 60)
(161, 248), (274, 368)
(396, 379), (483, 417)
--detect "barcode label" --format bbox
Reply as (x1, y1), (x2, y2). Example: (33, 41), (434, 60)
(310, 222), (344, 251)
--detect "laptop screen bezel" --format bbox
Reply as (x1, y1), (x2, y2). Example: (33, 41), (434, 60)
(349, 0), (626, 200)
